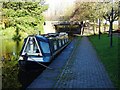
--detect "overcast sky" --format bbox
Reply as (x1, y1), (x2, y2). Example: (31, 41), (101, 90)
(43, 0), (119, 20)
(44, 0), (75, 19)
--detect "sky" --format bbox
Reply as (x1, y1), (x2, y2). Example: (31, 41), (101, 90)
(43, 0), (119, 20)
(44, 0), (75, 19)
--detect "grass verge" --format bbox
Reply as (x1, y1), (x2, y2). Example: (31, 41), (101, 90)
(89, 34), (119, 89)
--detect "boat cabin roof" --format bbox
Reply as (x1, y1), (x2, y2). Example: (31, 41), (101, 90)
(35, 35), (49, 43)
(25, 35), (49, 43)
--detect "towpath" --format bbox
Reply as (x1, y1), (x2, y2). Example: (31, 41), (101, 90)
(27, 36), (114, 89)
(54, 37), (114, 88)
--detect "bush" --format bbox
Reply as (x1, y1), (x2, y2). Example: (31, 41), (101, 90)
(2, 56), (22, 89)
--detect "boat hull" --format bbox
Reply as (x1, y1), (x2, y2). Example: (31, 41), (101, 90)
(18, 60), (50, 71)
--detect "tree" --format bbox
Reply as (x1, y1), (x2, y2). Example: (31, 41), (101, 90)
(69, 1), (104, 36)
(62, 4), (75, 21)
(2, 1), (48, 40)
(103, 1), (118, 47)
(103, 2), (119, 34)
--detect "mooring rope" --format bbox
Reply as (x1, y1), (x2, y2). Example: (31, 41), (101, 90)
(29, 57), (53, 70)
(18, 57), (53, 72)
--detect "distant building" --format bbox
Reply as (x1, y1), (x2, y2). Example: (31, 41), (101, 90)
(43, 21), (57, 34)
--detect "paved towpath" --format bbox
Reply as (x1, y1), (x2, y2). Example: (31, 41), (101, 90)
(27, 38), (78, 88)
(54, 37), (114, 88)
(28, 36), (114, 89)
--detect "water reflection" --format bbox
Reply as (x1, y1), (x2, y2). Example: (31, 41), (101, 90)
(0, 37), (46, 89)
(0, 37), (23, 61)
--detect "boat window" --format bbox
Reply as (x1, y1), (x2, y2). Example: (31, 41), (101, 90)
(62, 40), (64, 44)
(65, 38), (66, 43)
(59, 40), (61, 47)
(54, 41), (57, 50)
(22, 37), (42, 56)
(40, 41), (50, 53)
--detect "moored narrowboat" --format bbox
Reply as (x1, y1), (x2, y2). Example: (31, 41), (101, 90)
(18, 32), (70, 70)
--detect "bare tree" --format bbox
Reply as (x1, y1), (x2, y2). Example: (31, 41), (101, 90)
(103, 1), (118, 47)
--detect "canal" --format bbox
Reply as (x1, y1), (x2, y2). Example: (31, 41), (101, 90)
(0, 37), (23, 59)
(0, 37), (48, 89)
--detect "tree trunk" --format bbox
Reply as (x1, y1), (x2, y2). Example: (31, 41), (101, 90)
(118, 1), (120, 30)
(98, 18), (101, 39)
(109, 21), (113, 47)
(16, 41), (20, 58)
(79, 24), (82, 35)
(82, 25), (84, 35)
(93, 20), (96, 35)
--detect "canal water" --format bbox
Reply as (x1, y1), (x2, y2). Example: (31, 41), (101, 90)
(0, 37), (23, 88)
(0, 37), (23, 60)
(0, 37), (46, 89)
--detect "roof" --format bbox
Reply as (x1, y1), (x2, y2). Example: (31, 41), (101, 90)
(35, 35), (49, 43)
(54, 21), (81, 26)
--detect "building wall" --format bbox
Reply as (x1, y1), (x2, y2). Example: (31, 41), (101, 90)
(43, 21), (58, 34)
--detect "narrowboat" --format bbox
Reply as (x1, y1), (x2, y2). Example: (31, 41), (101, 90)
(18, 32), (70, 70)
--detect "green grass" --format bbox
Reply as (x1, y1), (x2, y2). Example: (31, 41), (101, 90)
(89, 34), (119, 89)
